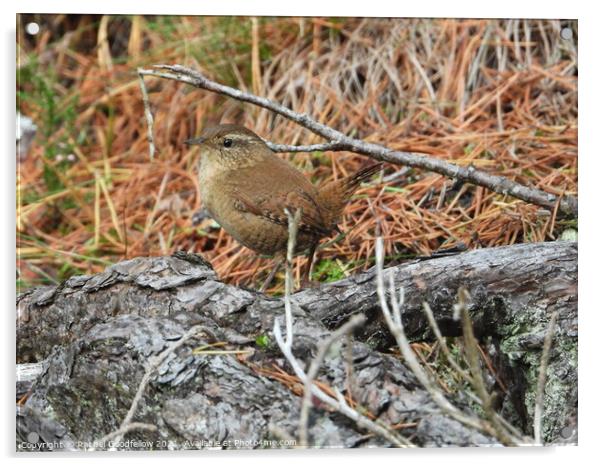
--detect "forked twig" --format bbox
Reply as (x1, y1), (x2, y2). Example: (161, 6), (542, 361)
(456, 288), (519, 446)
(422, 301), (471, 382)
(272, 211), (414, 448)
(298, 314), (366, 446)
(375, 237), (525, 446)
(273, 319), (413, 448)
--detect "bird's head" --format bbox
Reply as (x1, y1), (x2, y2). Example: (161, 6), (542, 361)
(185, 124), (268, 169)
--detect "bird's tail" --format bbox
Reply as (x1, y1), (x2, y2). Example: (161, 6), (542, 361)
(317, 162), (383, 229)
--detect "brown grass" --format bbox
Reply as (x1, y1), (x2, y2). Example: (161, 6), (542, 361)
(16, 16), (577, 292)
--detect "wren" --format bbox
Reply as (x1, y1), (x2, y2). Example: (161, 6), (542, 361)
(186, 124), (382, 291)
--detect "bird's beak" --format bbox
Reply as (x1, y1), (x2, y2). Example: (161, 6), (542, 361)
(184, 136), (206, 146)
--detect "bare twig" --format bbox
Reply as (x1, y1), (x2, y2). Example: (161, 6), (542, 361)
(374, 237), (534, 446)
(265, 141), (348, 153)
(271, 212), (414, 448)
(343, 335), (356, 412)
(138, 64), (577, 217)
(137, 68), (156, 160)
(421, 302), (471, 382)
(534, 310), (559, 444)
(273, 318), (414, 447)
(374, 238), (488, 434)
(298, 313), (366, 446)
(424, 299), (528, 443)
(456, 288), (520, 446)
(283, 208), (302, 351)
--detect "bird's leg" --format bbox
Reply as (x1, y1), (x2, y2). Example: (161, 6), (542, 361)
(300, 242), (318, 289)
(259, 253), (284, 293)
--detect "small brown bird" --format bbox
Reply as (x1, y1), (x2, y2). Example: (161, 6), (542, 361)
(186, 124), (382, 291)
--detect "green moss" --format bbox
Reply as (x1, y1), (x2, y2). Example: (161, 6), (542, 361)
(311, 259), (346, 282)
(255, 334), (270, 349)
(498, 306), (578, 442)
(559, 229), (577, 241)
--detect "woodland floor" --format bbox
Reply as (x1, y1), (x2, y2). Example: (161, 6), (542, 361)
(17, 16), (577, 293)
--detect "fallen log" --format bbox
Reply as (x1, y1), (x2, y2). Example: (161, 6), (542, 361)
(16, 241), (577, 450)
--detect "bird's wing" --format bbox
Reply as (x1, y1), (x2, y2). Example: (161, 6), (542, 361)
(233, 187), (331, 237)
(230, 160), (331, 237)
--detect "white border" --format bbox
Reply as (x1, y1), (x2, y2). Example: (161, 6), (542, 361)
(4, 1), (596, 465)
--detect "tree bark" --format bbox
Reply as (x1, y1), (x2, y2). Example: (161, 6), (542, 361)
(16, 241), (577, 450)
(295, 241), (577, 443)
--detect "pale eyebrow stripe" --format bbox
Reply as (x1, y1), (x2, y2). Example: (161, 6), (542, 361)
(226, 133), (255, 142)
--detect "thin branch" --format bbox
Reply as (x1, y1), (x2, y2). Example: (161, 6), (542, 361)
(423, 301), (527, 443)
(137, 68), (156, 160)
(421, 302), (472, 382)
(456, 288), (519, 446)
(265, 141), (348, 153)
(272, 213), (413, 447)
(277, 209), (411, 446)
(138, 65), (577, 217)
(283, 208), (302, 351)
(534, 310), (559, 445)
(273, 320), (414, 448)
(374, 238), (483, 432)
(298, 313), (366, 447)
(374, 237), (526, 445)
(343, 335), (356, 417)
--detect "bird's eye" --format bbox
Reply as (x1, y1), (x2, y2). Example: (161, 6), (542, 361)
(223, 138), (233, 148)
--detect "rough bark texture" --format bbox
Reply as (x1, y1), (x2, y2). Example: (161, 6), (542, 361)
(296, 241), (578, 443)
(16, 241), (577, 450)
